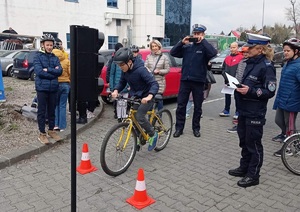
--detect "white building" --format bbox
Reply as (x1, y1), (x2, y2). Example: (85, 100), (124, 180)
(0, 0), (165, 49)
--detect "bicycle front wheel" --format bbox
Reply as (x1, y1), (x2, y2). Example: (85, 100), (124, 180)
(100, 122), (137, 176)
(281, 133), (300, 176)
(152, 109), (173, 151)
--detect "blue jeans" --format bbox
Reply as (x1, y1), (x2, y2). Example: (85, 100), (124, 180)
(55, 83), (70, 129)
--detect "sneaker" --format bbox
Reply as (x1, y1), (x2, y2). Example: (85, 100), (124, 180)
(148, 132), (158, 151)
(272, 134), (285, 143)
(273, 148), (293, 157)
(219, 110), (230, 117)
(87, 110), (95, 119)
(38, 133), (49, 145)
(227, 125), (237, 133)
(48, 130), (62, 141)
(233, 112), (239, 120)
(54, 126), (60, 131)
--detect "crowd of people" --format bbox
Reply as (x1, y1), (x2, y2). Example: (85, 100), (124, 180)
(33, 34), (96, 144)
(33, 23), (300, 188)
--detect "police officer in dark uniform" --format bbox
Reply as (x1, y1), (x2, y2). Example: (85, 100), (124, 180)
(228, 33), (277, 187)
(170, 24), (217, 138)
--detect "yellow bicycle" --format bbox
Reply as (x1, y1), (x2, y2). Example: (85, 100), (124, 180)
(100, 95), (173, 176)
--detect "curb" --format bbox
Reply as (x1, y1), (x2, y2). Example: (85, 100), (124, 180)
(0, 100), (105, 170)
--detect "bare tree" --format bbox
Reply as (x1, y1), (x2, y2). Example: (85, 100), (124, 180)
(285, 0), (300, 37)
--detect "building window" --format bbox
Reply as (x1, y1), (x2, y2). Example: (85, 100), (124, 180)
(116, 19), (121, 26)
(108, 36), (118, 49)
(65, 0), (79, 2)
(156, 0), (162, 15)
(66, 33), (70, 49)
(107, 0), (117, 8)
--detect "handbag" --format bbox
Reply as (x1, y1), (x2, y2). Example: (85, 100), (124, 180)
(152, 55), (162, 74)
(206, 70), (216, 84)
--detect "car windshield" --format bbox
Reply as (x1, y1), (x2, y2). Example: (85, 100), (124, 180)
(218, 49), (230, 58)
(0, 50), (14, 57)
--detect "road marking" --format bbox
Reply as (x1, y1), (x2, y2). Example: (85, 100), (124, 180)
(172, 97), (225, 111)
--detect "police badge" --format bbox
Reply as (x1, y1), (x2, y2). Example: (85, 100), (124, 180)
(268, 81), (276, 92)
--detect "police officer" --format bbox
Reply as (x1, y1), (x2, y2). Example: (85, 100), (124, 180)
(228, 33), (277, 187)
(170, 24), (217, 138)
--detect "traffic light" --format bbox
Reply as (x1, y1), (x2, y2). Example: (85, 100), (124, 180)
(70, 25), (105, 102)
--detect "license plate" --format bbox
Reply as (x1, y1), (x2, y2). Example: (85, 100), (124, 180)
(14, 70), (19, 73)
(212, 65), (219, 69)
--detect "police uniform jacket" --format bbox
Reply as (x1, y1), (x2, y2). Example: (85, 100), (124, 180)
(170, 39), (217, 83)
(114, 57), (159, 98)
(273, 57), (300, 112)
(237, 54), (276, 118)
(34, 50), (63, 92)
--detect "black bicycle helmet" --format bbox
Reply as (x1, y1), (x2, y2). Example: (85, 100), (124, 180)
(113, 47), (133, 64)
(40, 34), (55, 43)
(283, 38), (300, 50)
(131, 45), (139, 52)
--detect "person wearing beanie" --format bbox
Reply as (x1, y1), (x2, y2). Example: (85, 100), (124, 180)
(145, 39), (170, 111)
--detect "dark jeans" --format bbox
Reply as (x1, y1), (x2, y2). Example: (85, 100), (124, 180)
(175, 81), (204, 132)
(157, 99), (163, 111)
(225, 94), (231, 112)
(37, 91), (57, 133)
(134, 101), (155, 137)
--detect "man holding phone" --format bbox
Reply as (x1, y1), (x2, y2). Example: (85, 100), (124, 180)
(171, 24), (217, 138)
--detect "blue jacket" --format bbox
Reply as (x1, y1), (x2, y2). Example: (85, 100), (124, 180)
(34, 50), (62, 92)
(236, 54), (276, 118)
(273, 58), (300, 112)
(170, 39), (217, 83)
(114, 57), (159, 98)
(109, 62), (128, 93)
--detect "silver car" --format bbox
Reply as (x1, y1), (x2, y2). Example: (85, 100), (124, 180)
(0, 50), (20, 76)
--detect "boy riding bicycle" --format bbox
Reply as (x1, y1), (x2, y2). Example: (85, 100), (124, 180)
(111, 47), (159, 151)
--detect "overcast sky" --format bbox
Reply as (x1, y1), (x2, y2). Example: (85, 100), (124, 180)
(191, 0), (292, 35)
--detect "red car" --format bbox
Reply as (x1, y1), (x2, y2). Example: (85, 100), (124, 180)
(99, 49), (182, 103)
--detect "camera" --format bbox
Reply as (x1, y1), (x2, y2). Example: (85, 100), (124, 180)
(188, 36), (198, 43)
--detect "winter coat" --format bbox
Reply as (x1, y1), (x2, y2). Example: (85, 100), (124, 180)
(273, 57), (300, 112)
(109, 62), (128, 93)
(145, 51), (170, 94)
(222, 53), (243, 77)
(114, 57), (159, 98)
(236, 54), (276, 118)
(235, 58), (248, 83)
(52, 49), (70, 83)
(170, 39), (217, 83)
(34, 50), (62, 92)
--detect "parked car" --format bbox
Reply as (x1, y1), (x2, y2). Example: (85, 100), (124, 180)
(273, 51), (284, 67)
(0, 50), (20, 76)
(13, 50), (38, 80)
(210, 49), (230, 74)
(99, 48), (182, 103)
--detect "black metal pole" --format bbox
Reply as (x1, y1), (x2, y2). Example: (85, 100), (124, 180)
(70, 25), (77, 212)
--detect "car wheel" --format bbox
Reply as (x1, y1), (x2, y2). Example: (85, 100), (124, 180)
(7, 67), (14, 77)
(101, 95), (111, 104)
(30, 72), (36, 81)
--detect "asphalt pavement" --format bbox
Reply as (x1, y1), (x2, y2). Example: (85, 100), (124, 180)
(1, 80), (300, 211)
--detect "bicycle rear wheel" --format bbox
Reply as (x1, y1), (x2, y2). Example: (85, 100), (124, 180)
(281, 133), (300, 176)
(152, 109), (173, 152)
(100, 122), (137, 176)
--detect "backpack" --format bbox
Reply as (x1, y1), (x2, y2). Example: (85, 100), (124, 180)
(21, 105), (37, 121)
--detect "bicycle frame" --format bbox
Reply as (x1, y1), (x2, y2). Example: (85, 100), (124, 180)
(116, 100), (158, 151)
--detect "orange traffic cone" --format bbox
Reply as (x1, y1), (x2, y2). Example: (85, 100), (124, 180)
(126, 168), (155, 209)
(76, 143), (98, 174)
